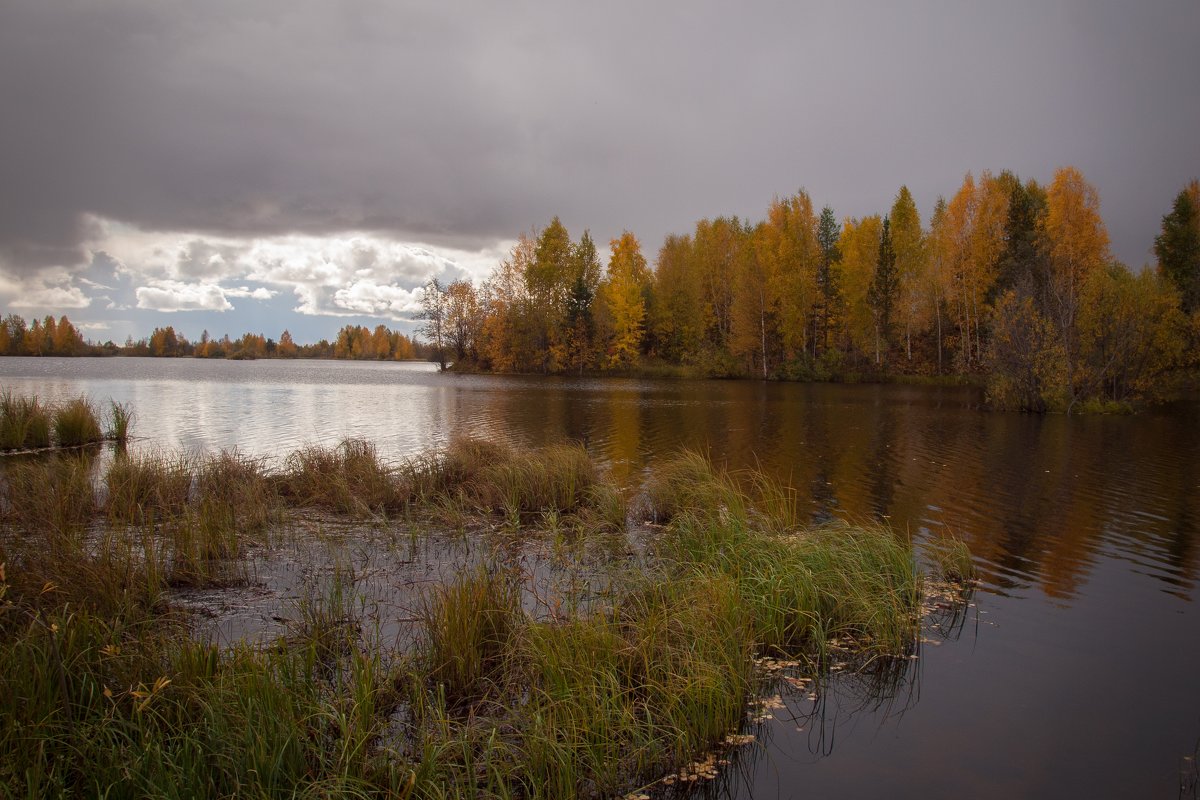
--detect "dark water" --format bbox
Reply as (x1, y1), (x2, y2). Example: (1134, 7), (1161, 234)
(3, 356), (1198, 797)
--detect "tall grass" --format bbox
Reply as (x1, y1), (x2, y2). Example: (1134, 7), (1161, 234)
(104, 451), (193, 523)
(0, 453), (95, 533)
(282, 438), (402, 516)
(53, 397), (104, 448)
(0, 390), (51, 450)
(195, 450), (280, 535)
(107, 401), (133, 445)
(926, 534), (977, 584)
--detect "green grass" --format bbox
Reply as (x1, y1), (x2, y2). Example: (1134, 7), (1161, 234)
(925, 534), (977, 584)
(108, 401), (134, 445)
(0, 436), (957, 799)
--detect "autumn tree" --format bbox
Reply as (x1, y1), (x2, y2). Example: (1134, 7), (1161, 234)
(926, 197), (952, 372)
(837, 215), (883, 363)
(1077, 265), (1185, 406)
(526, 217), (574, 370)
(650, 233), (704, 363)
(1154, 179), (1200, 315)
(889, 187), (927, 362)
(985, 289), (1066, 411)
(600, 231), (650, 368)
(445, 279), (482, 362)
(278, 329), (298, 357)
(733, 221), (777, 377)
(418, 277), (450, 370)
(1041, 166), (1111, 407)
(479, 234), (536, 372)
(760, 191), (820, 362)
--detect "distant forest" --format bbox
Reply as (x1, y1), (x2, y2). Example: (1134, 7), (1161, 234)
(3, 167), (1198, 412)
(415, 167), (1199, 412)
(0, 316), (432, 363)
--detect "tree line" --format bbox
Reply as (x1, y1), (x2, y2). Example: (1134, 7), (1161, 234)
(0, 317), (430, 362)
(419, 168), (1198, 411)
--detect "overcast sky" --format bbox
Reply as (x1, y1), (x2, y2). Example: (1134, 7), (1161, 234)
(1, 1), (1197, 343)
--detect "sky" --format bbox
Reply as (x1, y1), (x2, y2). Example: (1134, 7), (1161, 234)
(1, 1), (1197, 344)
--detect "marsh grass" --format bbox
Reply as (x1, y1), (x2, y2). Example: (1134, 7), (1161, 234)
(107, 400), (133, 445)
(0, 391), (51, 450)
(0, 453), (95, 533)
(283, 438), (402, 516)
(104, 451), (193, 524)
(925, 534), (977, 584)
(195, 450), (281, 535)
(53, 397), (104, 448)
(0, 436), (956, 799)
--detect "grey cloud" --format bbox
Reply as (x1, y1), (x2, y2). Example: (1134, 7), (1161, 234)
(1, 0), (1198, 278)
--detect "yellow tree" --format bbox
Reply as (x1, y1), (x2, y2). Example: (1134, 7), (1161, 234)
(600, 231), (649, 368)
(733, 222), (777, 377)
(277, 329), (298, 358)
(480, 234), (535, 372)
(889, 186), (928, 364)
(968, 171), (1009, 360)
(445, 279), (482, 362)
(1077, 265), (1183, 406)
(692, 217), (741, 349)
(761, 191), (821, 361)
(837, 215), (883, 361)
(649, 233), (704, 362)
(1041, 165), (1111, 405)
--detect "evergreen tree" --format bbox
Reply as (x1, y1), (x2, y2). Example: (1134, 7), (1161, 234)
(815, 205), (842, 356)
(868, 217), (899, 365)
(1154, 180), (1200, 315)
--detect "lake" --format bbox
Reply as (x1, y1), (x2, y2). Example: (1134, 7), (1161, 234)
(2, 356), (1197, 798)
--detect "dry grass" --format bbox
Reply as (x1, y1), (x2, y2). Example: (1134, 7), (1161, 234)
(104, 451), (193, 524)
(282, 438), (402, 516)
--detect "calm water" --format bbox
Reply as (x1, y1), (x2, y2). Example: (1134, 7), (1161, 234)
(3, 356), (1198, 798)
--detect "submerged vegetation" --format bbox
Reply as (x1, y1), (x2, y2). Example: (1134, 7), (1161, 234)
(0, 432), (973, 798)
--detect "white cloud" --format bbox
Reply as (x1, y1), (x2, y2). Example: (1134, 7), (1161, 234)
(10, 283), (91, 309)
(80, 218), (509, 322)
(135, 280), (233, 312)
(224, 286), (277, 300)
(331, 281), (422, 317)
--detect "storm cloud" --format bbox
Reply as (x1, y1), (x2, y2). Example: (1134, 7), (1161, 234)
(1, 1), (1197, 337)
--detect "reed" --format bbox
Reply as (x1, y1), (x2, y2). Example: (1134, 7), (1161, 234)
(52, 397), (104, 448)
(282, 438), (402, 516)
(419, 564), (521, 707)
(107, 400), (133, 445)
(643, 449), (742, 523)
(473, 442), (596, 518)
(0, 453), (95, 534)
(195, 450), (280, 535)
(0, 391), (52, 450)
(104, 450), (193, 524)
(926, 534), (977, 584)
